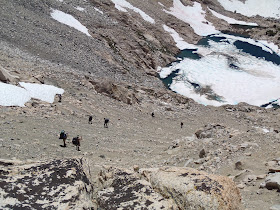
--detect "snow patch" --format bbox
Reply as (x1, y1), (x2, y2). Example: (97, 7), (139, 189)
(217, 0), (280, 18)
(50, 9), (91, 37)
(164, 0), (219, 36)
(111, 0), (155, 23)
(19, 82), (64, 103)
(94, 7), (103, 14)
(209, 8), (258, 26)
(0, 82), (64, 107)
(74, 6), (85, 12)
(163, 25), (197, 50)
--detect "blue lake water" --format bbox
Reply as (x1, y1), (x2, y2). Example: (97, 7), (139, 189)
(160, 33), (280, 107)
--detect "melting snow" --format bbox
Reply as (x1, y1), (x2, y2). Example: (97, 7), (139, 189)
(160, 39), (280, 107)
(94, 7), (103, 14)
(74, 6), (85, 12)
(258, 40), (280, 56)
(111, 0), (155, 23)
(164, 0), (219, 36)
(0, 82), (64, 107)
(209, 8), (258, 26)
(217, 0), (280, 18)
(211, 34), (276, 54)
(162, 25), (197, 50)
(51, 9), (91, 37)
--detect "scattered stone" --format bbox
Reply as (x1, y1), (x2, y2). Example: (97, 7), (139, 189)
(133, 165), (139, 172)
(195, 124), (230, 139)
(199, 148), (206, 158)
(194, 159), (204, 164)
(264, 173), (280, 190)
(256, 174), (267, 180)
(269, 168), (280, 173)
(243, 175), (257, 183)
(235, 161), (243, 170)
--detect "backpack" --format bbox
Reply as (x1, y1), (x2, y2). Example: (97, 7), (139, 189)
(72, 137), (78, 145)
(59, 130), (65, 139)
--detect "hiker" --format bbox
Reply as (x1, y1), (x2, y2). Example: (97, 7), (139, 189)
(58, 94), (62, 103)
(181, 122), (184, 128)
(151, 112), (155, 117)
(59, 130), (67, 147)
(72, 135), (82, 151)
(88, 115), (93, 124)
(104, 118), (109, 128)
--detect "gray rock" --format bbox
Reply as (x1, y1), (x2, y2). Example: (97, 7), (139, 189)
(0, 158), (94, 209)
(199, 148), (206, 158)
(96, 166), (242, 209)
(195, 124), (230, 139)
(235, 161), (243, 170)
(264, 173), (280, 190)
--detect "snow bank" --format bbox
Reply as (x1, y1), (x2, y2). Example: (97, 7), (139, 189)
(209, 8), (258, 26)
(164, 0), (219, 36)
(217, 0), (280, 18)
(19, 82), (64, 104)
(0, 82), (64, 107)
(162, 25), (197, 50)
(51, 9), (91, 37)
(160, 39), (280, 107)
(111, 0), (155, 23)
(0, 83), (31, 107)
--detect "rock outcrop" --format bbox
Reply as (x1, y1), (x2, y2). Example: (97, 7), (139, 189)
(195, 124), (231, 139)
(0, 158), (94, 209)
(96, 166), (242, 209)
(0, 66), (19, 83)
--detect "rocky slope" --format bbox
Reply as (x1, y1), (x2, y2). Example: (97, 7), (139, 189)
(0, 0), (280, 209)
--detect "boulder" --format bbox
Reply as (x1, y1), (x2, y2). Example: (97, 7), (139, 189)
(0, 66), (19, 83)
(97, 167), (177, 209)
(90, 80), (140, 105)
(195, 124), (230, 139)
(0, 158), (94, 209)
(264, 173), (280, 190)
(96, 166), (242, 209)
(199, 148), (206, 158)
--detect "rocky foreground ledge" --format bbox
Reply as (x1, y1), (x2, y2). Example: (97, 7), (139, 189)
(0, 158), (242, 209)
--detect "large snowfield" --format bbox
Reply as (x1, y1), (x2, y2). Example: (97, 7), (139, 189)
(160, 0), (280, 107)
(217, 0), (280, 18)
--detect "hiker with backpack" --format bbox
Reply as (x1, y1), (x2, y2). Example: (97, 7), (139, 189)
(59, 130), (68, 147)
(89, 115), (93, 124)
(72, 135), (82, 151)
(104, 118), (109, 128)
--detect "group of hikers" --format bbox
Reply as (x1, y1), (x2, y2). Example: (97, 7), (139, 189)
(59, 130), (82, 151)
(59, 117), (110, 151)
(59, 112), (184, 151)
